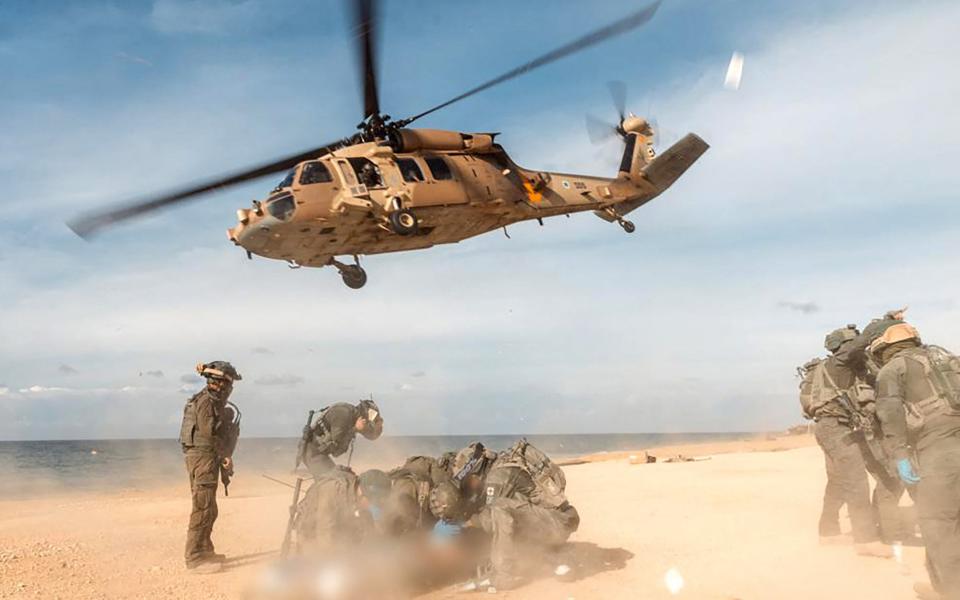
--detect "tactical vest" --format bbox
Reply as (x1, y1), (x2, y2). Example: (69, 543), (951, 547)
(798, 358), (874, 419)
(179, 392), (205, 448)
(900, 346), (960, 421)
(798, 358), (837, 419)
(497, 439), (567, 509)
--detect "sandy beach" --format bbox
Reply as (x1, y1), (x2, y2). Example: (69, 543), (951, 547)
(0, 434), (926, 599)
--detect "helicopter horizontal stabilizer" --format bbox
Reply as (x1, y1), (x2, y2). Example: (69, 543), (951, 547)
(600, 133), (708, 220)
(641, 133), (709, 192)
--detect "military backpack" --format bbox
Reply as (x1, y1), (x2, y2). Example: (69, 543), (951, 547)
(798, 358), (836, 419)
(499, 438), (568, 509)
(902, 345), (960, 420)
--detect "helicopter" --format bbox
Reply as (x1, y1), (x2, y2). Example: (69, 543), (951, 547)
(69, 0), (708, 289)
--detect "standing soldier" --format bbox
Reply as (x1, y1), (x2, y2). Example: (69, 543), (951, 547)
(801, 326), (893, 557)
(178, 361), (242, 573)
(871, 323), (960, 599)
(296, 399), (384, 477)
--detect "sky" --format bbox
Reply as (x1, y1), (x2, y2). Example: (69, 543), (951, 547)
(1, 0), (958, 440)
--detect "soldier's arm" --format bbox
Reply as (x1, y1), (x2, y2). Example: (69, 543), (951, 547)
(875, 360), (910, 460)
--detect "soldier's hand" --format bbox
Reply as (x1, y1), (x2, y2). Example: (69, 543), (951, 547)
(221, 456), (233, 471)
(885, 307), (908, 321)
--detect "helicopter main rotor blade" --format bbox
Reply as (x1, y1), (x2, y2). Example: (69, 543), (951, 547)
(608, 80), (627, 121)
(397, 1), (661, 127)
(353, 0), (380, 120)
(585, 113), (620, 144)
(67, 142), (340, 239)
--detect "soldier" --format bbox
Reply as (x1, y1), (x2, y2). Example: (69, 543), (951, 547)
(871, 323), (960, 599)
(463, 440), (579, 591)
(295, 466), (372, 555)
(802, 326), (891, 556)
(299, 399), (384, 478)
(449, 442), (500, 517)
(178, 361), (242, 573)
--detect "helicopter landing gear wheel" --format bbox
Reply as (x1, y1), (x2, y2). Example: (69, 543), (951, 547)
(388, 208), (419, 236)
(619, 219), (636, 234)
(340, 265), (367, 289)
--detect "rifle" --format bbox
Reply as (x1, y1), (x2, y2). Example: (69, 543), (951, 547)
(280, 477), (304, 559)
(836, 393), (898, 488)
(294, 409), (316, 471)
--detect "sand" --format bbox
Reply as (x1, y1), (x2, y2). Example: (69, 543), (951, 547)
(0, 434), (929, 599)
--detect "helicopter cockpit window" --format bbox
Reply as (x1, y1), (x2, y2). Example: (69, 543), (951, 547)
(425, 156), (453, 181)
(299, 162), (333, 185)
(347, 158), (382, 188)
(274, 169), (296, 191)
(396, 157), (424, 183)
(266, 193), (296, 221)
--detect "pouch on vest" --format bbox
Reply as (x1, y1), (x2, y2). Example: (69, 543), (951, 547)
(798, 358), (840, 419)
(501, 439), (567, 509)
(904, 346), (960, 422)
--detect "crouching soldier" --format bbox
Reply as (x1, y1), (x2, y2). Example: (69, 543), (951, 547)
(296, 399), (384, 478)
(466, 440), (580, 591)
(178, 361), (242, 573)
(295, 467), (371, 555)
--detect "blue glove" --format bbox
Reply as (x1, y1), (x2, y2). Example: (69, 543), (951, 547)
(897, 459), (920, 485)
(432, 519), (462, 540)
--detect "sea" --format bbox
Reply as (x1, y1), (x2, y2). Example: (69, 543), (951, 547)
(0, 432), (757, 499)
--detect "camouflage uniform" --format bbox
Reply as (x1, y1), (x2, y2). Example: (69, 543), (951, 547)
(814, 330), (905, 543)
(179, 387), (233, 567)
(876, 341), (960, 598)
(377, 459), (452, 536)
(304, 402), (382, 478)
(295, 468), (369, 555)
(474, 461), (579, 588)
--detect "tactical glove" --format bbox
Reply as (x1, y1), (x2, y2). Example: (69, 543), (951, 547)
(896, 458), (920, 485)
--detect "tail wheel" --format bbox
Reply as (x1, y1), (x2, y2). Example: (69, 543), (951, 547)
(389, 208), (419, 236)
(619, 219), (636, 233)
(340, 265), (368, 289)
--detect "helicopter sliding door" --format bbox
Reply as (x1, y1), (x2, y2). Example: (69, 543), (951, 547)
(290, 161), (337, 217)
(402, 155), (467, 207)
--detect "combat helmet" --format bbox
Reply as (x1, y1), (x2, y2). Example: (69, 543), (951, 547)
(357, 398), (384, 440)
(868, 322), (921, 356)
(196, 360), (242, 381)
(452, 442), (496, 483)
(429, 481), (464, 522)
(824, 325), (858, 354)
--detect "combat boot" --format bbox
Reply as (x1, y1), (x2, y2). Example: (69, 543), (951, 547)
(187, 560), (223, 574)
(855, 541), (893, 558)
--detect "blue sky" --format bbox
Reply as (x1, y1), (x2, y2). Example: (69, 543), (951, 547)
(1, 0), (959, 440)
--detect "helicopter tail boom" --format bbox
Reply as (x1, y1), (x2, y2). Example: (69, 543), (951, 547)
(607, 133), (708, 218)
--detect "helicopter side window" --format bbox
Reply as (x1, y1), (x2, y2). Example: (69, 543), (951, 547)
(347, 157), (382, 188)
(266, 193), (296, 221)
(299, 162), (333, 185)
(274, 168), (296, 191)
(396, 157), (424, 183)
(424, 156), (453, 181)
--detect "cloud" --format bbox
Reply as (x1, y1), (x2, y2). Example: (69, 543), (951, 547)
(141, 370), (165, 378)
(115, 51), (153, 67)
(180, 373), (203, 383)
(19, 385), (71, 393)
(58, 364), (79, 375)
(397, 383), (414, 392)
(410, 371), (427, 378)
(0, 385), (8, 396)
(254, 374), (304, 386)
(178, 384), (201, 394)
(251, 346), (272, 354)
(777, 301), (820, 315)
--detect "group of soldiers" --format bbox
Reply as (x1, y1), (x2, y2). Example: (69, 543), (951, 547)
(801, 309), (960, 600)
(177, 367), (578, 594)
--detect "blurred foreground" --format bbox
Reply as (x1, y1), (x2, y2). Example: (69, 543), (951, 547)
(0, 435), (929, 599)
